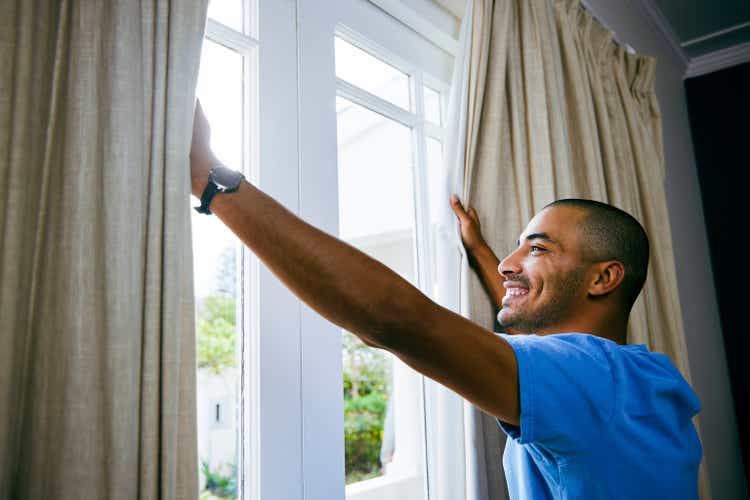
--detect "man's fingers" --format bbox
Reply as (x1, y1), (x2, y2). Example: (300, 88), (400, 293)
(467, 207), (479, 224)
(450, 194), (469, 222)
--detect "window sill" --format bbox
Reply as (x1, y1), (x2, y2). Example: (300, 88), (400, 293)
(345, 472), (423, 500)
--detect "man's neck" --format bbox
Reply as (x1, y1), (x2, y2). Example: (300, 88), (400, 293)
(531, 323), (628, 346)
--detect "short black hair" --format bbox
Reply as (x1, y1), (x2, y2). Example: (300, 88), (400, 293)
(543, 199), (650, 311)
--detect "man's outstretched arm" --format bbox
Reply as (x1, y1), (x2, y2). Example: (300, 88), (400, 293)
(190, 102), (520, 426)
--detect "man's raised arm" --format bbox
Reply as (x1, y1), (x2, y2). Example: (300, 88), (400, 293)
(449, 195), (505, 309)
(449, 196), (523, 337)
(190, 102), (520, 426)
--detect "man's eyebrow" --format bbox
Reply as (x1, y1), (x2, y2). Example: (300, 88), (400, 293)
(516, 232), (560, 247)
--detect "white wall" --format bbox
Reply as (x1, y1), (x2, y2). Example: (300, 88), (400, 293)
(584, 1), (748, 498)
(196, 368), (238, 475)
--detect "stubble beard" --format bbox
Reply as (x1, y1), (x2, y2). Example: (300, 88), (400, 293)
(498, 266), (587, 334)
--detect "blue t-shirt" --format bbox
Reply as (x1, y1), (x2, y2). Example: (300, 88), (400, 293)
(495, 332), (702, 499)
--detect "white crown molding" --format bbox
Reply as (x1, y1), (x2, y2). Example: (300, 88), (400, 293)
(681, 20), (750, 48)
(635, 0), (690, 68)
(684, 40), (750, 78)
(635, 0), (750, 79)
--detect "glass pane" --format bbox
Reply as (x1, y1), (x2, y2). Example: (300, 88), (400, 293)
(425, 137), (444, 227)
(193, 39), (244, 500)
(336, 98), (415, 244)
(207, 0), (243, 33)
(335, 37), (411, 111)
(336, 97), (426, 499)
(425, 137), (444, 299)
(196, 40), (244, 170)
(424, 86), (441, 125)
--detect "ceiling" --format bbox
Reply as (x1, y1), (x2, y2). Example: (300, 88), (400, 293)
(653, 0), (750, 58)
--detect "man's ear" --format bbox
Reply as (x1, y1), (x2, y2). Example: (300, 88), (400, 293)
(588, 260), (625, 297)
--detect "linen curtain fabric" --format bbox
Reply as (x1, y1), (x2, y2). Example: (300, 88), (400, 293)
(431, 0), (711, 498)
(424, 4), (478, 499)
(0, 1), (207, 498)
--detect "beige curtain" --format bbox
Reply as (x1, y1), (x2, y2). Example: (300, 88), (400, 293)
(460, 0), (711, 498)
(0, 1), (207, 498)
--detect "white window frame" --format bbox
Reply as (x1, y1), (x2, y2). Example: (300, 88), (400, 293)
(199, 5), (261, 500)
(333, 27), (451, 500)
(299, 1), (455, 500)
(333, 23), (450, 294)
(198, 1), (458, 499)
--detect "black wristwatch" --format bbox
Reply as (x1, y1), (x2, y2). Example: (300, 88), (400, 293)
(194, 165), (246, 215)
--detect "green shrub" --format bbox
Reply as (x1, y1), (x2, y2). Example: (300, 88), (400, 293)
(344, 391), (387, 483)
(196, 294), (236, 375)
(200, 460), (237, 498)
(341, 331), (391, 484)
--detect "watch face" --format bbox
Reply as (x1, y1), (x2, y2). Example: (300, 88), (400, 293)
(211, 165), (245, 190)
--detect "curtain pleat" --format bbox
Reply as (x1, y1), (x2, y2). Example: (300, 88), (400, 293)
(458, 0), (712, 498)
(0, 1), (207, 498)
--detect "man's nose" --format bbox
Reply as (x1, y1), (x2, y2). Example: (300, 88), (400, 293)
(498, 248), (522, 277)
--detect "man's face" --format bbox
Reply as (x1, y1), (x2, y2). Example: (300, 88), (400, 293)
(497, 206), (590, 334)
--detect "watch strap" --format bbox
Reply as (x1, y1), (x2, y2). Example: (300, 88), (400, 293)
(194, 180), (221, 215)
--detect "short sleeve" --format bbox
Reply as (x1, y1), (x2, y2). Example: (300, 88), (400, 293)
(495, 333), (615, 455)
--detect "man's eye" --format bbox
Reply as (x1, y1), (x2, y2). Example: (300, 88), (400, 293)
(530, 245), (544, 253)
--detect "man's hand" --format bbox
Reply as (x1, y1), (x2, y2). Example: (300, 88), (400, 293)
(450, 194), (486, 252)
(190, 100), (219, 197)
(450, 195), (510, 316)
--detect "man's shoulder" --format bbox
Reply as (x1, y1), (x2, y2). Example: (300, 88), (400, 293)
(496, 331), (614, 353)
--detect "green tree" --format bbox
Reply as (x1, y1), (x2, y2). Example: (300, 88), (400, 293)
(342, 331), (391, 483)
(342, 331), (390, 398)
(197, 294), (237, 375)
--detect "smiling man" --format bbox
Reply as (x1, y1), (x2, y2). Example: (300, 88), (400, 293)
(190, 102), (703, 499)
(449, 194), (703, 498)
(453, 195), (648, 347)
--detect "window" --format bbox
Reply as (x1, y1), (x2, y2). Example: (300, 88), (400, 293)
(333, 27), (449, 500)
(192, 1), (258, 499)
(191, 1), (457, 499)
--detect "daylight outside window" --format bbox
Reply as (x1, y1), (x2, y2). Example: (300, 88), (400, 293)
(192, 1), (258, 498)
(190, 5), (448, 499)
(335, 33), (447, 500)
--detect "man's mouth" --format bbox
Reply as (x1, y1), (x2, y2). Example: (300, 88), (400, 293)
(502, 282), (530, 302)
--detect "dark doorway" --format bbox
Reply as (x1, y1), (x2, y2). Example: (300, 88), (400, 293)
(685, 61), (750, 485)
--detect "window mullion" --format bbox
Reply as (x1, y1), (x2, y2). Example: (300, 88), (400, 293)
(336, 78), (418, 128)
(206, 18), (259, 53)
(336, 23), (418, 77)
(240, 37), (260, 500)
(410, 71), (434, 500)
(410, 72), (432, 296)
(424, 122), (445, 142)
(254, 1), (305, 498)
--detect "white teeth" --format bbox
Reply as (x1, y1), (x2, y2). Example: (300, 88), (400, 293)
(506, 288), (528, 297)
